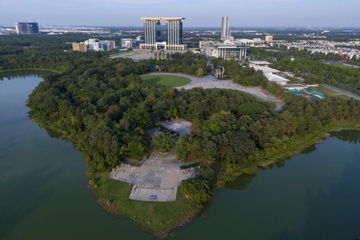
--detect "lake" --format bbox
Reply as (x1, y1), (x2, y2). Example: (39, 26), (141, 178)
(1, 74), (359, 240)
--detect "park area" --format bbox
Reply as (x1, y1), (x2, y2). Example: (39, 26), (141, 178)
(109, 119), (195, 202)
(141, 74), (191, 88)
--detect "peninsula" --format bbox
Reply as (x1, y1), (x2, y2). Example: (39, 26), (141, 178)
(1, 31), (360, 237)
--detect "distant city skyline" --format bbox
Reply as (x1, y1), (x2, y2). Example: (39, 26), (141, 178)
(1, 0), (359, 28)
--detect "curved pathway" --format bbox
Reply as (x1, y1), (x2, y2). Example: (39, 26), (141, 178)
(147, 73), (284, 111)
(179, 80), (284, 111)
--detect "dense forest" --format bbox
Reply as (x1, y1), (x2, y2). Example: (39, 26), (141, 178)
(2, 35), (360, 206)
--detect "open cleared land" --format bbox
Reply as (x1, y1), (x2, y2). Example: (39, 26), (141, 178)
(141, 74), (191, 88)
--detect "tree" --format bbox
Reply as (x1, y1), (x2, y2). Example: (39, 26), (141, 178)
(152, 132), (175, 153)
(127, 138), (149, 160)
(195, 68), (205, 77)
(180, 179), (211, 204)
(175, 135), (190, 160)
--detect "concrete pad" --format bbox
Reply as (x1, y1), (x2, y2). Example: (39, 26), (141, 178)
(129, 186), (178, 202)
(109, 152), (196, 202)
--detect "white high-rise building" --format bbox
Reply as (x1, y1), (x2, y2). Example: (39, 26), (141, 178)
(221, 17), (230, 40)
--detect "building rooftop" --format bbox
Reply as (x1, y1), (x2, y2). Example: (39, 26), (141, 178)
(250, 61), (271, 66)
(214, 44), (246, 49)
(140, 17), (185, 21)
(252, 65), (280, 74)
(264, 73), (290, 83)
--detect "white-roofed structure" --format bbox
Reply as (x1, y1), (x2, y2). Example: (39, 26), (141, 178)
(251, 62), (290, 85)
(264, 73), (290, 85)
(251, 65), (280, 74)
(250, 61), (270, 66)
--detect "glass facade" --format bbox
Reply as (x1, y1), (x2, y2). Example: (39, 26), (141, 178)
(16, 22), (39, 34)
(141, 18), (185, 50)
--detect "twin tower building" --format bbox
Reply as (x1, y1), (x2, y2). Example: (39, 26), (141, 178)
(139, 17), (185, 51)
(140, 16), (231, 52)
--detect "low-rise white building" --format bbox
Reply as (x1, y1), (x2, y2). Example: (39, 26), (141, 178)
(121, 38), (134, 49)
(264, 73), (290, 85)
(205, 44), (247, 61)
(251, 63), (290, 85)
(235, 39), (255, 46)
(85, 38), (116, 51)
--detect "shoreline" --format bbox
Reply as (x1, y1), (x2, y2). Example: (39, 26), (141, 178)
(90, 125), (360, 237)
(215, 124), (360, 186)
(0, 68), (62, 74)
(27, 93), (360, 237)
(94, 193), (201, 239)
(89, 172), (203, 238)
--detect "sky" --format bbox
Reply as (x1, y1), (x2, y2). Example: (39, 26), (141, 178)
(1, 0), (359, 28)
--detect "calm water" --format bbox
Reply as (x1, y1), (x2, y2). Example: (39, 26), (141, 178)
(1, 75), (360, 240)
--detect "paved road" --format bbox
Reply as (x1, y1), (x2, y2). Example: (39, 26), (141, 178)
(342, 63), (360, 69)
(148, 73), (284, 111)
(322, 83), (360, 101)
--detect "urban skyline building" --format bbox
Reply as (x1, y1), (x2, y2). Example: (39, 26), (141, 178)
(121, 38), (134, 49)
(72, 38), (116, 51)
(140, 17), (186, 51)
(265, 35), (274, 43)
(15, 22), (39, 34)
(72, 42), (87, 52)
(221, 17), (230, 40)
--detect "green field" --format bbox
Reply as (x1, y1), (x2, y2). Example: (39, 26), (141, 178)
(141, 74), (191, 88)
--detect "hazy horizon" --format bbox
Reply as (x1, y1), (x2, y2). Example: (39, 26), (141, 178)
(1, 0), (359, 28)
(2, 24), (360, 30)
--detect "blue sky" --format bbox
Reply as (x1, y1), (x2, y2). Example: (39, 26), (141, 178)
(1, 0), (359, 27)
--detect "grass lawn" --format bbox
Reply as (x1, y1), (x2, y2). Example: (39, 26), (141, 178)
(92, 172), (199, 235)
(141, 75), (191, 88)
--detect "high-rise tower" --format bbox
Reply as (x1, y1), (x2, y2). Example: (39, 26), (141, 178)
(143, 20), (161, 45)
(221, 17), (230, 40)
(140, 17), (186, 51)
(15, 22), (39, 34)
